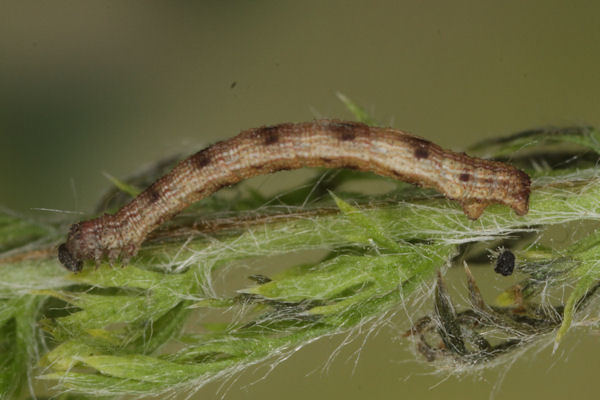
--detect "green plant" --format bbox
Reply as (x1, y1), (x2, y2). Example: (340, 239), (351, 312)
(1, 100), (599, 398)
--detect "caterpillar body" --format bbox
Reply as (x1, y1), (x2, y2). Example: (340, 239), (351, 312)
(58, 120), (530, 271)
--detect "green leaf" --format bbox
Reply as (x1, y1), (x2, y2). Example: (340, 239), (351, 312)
(330, 192), (403, 252)
(0, 296), (43, 399)
(469, 126), (600, 156)
(0, 210), (53, 253)
(4, 122), (600, 397)
(102, 172), (141, 198)
(243, 254), (408, 302)
(336, 92), (378, 125)
(554, 232), (600, 348)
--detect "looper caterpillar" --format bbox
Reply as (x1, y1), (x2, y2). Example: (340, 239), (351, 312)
(58, 120), (530, 271)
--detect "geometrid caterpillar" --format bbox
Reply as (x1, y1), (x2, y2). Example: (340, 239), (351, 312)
(58, 120), (530, 271)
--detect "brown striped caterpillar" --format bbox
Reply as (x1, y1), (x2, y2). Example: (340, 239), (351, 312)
(58, 120), (530, 271)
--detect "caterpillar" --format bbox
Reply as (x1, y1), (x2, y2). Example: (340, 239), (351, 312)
(58, 120), (530, 271)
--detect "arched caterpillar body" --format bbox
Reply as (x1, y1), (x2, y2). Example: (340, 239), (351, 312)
(58, 120), (530, 271)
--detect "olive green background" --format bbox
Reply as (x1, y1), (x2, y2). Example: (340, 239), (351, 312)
(2, 1), (600, 399)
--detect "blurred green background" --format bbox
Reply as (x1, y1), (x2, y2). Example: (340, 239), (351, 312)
(2, 1), (600, 399)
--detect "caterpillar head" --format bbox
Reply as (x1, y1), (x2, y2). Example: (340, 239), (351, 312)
(58, 220), (103, 272)
(58, 242), (83, 272)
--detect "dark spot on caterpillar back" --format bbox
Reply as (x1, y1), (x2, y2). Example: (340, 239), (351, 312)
(327, 121), (365, 141)
(459, 173), (471, 182)
(495, 250), (515, 276)
(147, 186), (161, 203)
(192, 149), (211, 169)
(414, 148), (429, 159)
(341, 132), (356, 141)
(256, 125), (281, 145)
(407, 137), (432, 160)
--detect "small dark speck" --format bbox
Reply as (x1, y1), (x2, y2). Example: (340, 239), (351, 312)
(230, 81), (237, 89)
(147, 187), (161, 203)
(193, 150), (211, 169)
(414, 148), (429, 159)
(495, 250), (515, 276)
(341, 132), (355, 141)
(459, 173), (471, 182)
(257, 126), (280, 145)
